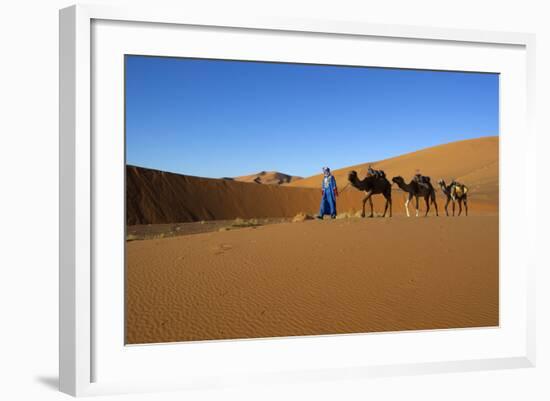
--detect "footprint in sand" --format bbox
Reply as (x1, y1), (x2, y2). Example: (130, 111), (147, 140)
(172, 255), (186, 268)
(212, 243), (233, 255)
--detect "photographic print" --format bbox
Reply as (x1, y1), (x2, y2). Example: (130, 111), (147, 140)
(125, 56), (499, 344)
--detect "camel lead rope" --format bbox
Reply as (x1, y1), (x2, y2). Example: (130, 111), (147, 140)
(339, 182), (351, 194)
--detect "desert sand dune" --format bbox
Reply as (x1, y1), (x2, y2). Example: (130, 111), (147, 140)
(289, 136), (498, 202)
(126, 166), (364, 225)
(127, 137), (498, 225)
(126, 215), (498, 344)
(233, 171), (303, 185)
(126, 136), (500, 344)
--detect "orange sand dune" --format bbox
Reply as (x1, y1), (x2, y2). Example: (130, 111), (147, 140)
(126, 136), (500, 344)
(233, 171), (302, 185)
(127, 137), (498, 225)
(289, 136), (498, 204)
(126, 215), (498, 344)
(126, 166), (364, 224)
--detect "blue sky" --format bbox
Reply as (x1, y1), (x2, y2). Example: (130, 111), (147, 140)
(125, 56), (499, 178)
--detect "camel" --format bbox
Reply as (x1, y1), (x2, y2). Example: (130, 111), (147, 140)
(348, 170), (392, 218)
(438, 179), (469, 216)
(391, 176), (439, 217)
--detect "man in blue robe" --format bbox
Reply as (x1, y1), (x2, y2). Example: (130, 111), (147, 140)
(317, 167), (338, 219)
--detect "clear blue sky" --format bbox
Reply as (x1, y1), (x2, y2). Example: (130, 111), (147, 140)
(125, 55), (499, 178)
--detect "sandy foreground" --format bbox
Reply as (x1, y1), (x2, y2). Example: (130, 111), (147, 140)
(126, 215), (498, 344)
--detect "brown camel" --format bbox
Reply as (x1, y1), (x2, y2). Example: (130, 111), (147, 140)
(348, 170), (392, 218)
(438, 179), (469, 216)
(391, 176), (439, 217)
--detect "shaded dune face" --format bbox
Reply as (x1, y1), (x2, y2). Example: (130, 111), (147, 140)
(126, 136), (498, 225)
(126, 167), (371, 225)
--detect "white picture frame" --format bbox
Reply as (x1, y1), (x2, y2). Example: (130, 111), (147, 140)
(59, 4), (536, 397)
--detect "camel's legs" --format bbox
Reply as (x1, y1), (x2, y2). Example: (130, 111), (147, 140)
(424, 196), (430, 217)
(368, 197), (374, 218)
(388, 194), (392, 218)
(432, 193), (439, 216)
(405, 193), (413, 217)
(452, 200), (456, 216)
(415, 196), (419, 217)
(458, 199), (463, 216)
(444, 198), (450, 216)
(361, 191), (372, 218)
(464, 197), (468, 216)
(382, 192), (392, 217)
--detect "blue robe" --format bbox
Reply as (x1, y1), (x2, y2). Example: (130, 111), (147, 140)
(319, 175), (337, 217)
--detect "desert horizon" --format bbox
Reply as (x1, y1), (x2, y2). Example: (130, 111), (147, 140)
(127, 136), (498, 227)
(126, 134), (498, 186)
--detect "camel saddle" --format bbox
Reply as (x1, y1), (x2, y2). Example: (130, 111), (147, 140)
(368, 168), (386, 179)
(451, 183), (468, 198)
(414, 174), (431, 184)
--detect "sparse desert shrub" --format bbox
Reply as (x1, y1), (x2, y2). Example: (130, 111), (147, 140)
(231, 218), (261, 228)
(232, 217), (245, 226)
(336, 212), (351, 219)
(292, 212), (314, 222)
